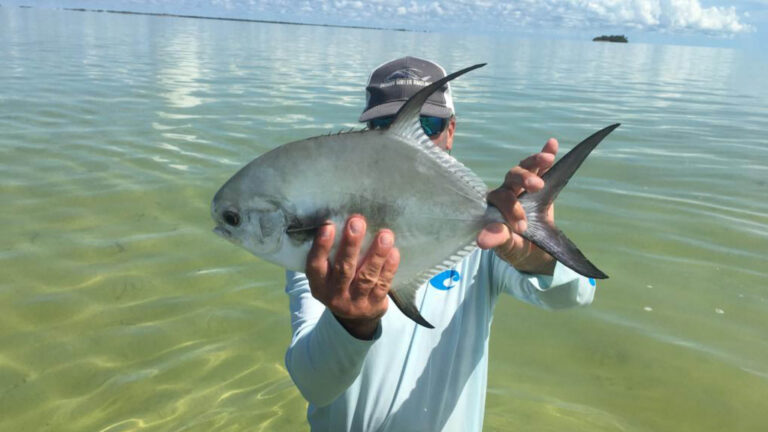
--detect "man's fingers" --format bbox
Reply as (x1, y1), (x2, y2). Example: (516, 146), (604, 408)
(370, 248), (400, 303)
(494, 231), (525, 262)
(518, 152), (555, 175)
(306, 223), (335, 299)
(477, 222), (510, 250)
(517, 138), (559, 176)
(330, 216), (366, 291)
(494, 231), (542, 268)
(539, 138), (558, 174)
(503, 166), (544, 194)
(541, 137), (558, 155)
(307, 224), (335, 275)
(353, 230), (394, 300)
(487, 188), (527, 233)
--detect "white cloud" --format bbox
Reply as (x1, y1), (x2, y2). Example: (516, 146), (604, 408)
(491, 0), (753, 35)
(574, 0), (752, 34)
(13, 0), (756, 36)
(428, 2), (444, 16)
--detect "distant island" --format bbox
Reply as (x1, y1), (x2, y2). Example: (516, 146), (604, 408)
(593, 35), (628, 43)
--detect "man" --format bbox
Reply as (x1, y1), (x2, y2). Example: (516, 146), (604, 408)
(284, 56), (595, 431)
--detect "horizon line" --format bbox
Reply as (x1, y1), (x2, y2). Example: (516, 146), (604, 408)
(8, 4), (424, 34)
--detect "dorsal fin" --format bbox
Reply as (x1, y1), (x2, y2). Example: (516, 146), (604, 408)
(385, 63), (489, 200)
(386, 63), (486, 140)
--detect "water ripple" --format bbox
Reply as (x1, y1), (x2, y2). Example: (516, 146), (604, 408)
(2, 6), (767, 432)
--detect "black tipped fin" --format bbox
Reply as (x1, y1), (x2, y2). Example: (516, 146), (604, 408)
(518, 124), (620, 279)
(534, 123), (620, 205)
(389, 288), (434, 329)
(522, 224), (608, 279)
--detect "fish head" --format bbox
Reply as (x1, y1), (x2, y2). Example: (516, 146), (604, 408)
(211, 178), (286, 256)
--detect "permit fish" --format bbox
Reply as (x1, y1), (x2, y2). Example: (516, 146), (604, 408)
(211, 63), (618, 328)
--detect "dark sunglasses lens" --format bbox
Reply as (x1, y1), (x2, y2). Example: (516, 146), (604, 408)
(370, 117), (394, 129)
(420, 117), (446, 136)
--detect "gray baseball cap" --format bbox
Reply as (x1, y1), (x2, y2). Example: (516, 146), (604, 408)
(359, 56), (455, 122)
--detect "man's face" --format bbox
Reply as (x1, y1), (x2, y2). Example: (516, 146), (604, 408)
(430, 116), (456, 153)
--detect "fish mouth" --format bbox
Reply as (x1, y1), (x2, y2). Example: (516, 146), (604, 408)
(213, 225), (244, 247)
(213, 225), (232, 239)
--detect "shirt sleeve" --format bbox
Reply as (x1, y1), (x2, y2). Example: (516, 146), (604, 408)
(486, 251), (596, 310)
(283, 270), (381, 407)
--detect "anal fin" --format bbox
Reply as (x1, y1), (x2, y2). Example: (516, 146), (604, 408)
(389, 287), (434, 329)
(388, 243), (477, 328)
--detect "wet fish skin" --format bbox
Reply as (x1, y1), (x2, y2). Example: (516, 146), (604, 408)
(212, 63), (617, 328)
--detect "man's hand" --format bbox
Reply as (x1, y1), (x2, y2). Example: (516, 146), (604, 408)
(306, 215), (400, 340)
(477, 138), (559, 275)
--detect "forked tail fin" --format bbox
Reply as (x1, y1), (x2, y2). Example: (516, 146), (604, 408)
(517, 123), (620, 279)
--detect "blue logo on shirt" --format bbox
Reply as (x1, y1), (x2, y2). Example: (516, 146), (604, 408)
(588, 278), (596, 287)
(429, 270), (461, 290)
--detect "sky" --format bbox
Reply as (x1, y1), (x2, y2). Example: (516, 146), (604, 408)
(6, 0), (768, 48)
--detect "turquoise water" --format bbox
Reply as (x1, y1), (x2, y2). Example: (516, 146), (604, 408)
(1, 6), (767, 431)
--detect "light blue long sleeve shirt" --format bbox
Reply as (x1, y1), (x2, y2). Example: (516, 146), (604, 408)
(284, 249), (595, 431)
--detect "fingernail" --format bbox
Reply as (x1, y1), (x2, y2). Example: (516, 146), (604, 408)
(379, 233), (393, 247)
(350, 218), (364, 234)
(524, 177), (538, 188)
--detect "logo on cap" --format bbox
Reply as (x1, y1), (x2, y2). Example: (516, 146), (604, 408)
(386, 68), (430, 82)
(380, 68), (431, 89)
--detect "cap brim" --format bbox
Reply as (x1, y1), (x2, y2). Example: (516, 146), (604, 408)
(359, 101), (453, 122)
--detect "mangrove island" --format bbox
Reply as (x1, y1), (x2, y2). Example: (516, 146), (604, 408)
(593, 35), (628, 43)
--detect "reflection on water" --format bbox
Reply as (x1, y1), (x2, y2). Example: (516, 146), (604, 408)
(157, 29), (208, 109)
(1, 6), (767, 432)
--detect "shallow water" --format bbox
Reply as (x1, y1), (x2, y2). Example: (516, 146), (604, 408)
(1, 6), (767, 431)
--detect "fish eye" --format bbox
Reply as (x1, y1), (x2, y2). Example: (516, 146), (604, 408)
(222, 210), (241, 227)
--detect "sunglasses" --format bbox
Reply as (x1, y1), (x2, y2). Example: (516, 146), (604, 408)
(369, 116), (449, 137)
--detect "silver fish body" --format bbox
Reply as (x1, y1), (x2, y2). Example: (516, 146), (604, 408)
(214, 128), (488, 289)
(212, 64), (617, 327)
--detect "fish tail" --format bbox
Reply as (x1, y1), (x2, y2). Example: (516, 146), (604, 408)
(516, 123), (620, 279)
